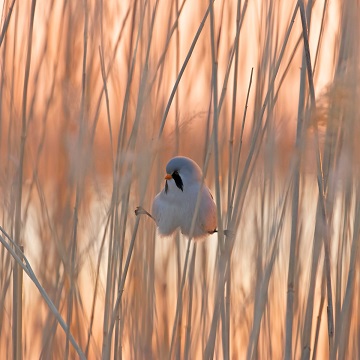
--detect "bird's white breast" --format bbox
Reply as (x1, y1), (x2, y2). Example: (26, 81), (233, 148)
(151, 180), (217, 238)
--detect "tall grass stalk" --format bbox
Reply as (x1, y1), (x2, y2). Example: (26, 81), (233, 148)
(299, 0), (335, 351)
(184, 243), (197, 359)
(101, 2), (145, 357)
(158, 0), (215, 137)
(13, 0), (36, 358)
(0, 0), (16, 48)
(284, 1), (311, 357)
(0, 227), (86, 358)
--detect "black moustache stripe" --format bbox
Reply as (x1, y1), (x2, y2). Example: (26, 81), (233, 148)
(165, 180), (169, 194)
(172, 171), (183, 191)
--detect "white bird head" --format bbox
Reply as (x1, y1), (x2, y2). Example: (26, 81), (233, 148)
(164, 156), (202, 192)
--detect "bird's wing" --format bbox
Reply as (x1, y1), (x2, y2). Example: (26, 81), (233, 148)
(199, 187), (217, 233)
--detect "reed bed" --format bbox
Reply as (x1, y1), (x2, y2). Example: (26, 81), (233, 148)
(0, 0), (359, 358)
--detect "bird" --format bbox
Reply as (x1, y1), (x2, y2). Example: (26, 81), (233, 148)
(136, 156), (217, 239)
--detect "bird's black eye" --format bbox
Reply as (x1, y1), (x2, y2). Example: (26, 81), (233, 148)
(172, 171), (183, 191)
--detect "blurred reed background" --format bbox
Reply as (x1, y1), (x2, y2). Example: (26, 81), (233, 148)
(0, 0), (359, 358)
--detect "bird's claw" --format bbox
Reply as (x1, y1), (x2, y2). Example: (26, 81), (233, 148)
(211, 229), (234, 238)
(135, 206), (155, 221)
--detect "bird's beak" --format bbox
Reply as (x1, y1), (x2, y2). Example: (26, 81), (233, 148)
(164, 174), (172, 180)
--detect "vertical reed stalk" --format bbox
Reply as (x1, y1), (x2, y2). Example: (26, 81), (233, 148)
(0, 0), (16, 48)
(158, 0), (215, 137)
(65, 1), (88, 358)
(184, 244), (197, 359)
(284, 0), (311, 356)
(298, 1), (335, 351)
(13, 1), (36, 359)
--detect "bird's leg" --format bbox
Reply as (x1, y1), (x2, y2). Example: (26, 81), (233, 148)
(135, 206), (155, 222)
(211, 229), (234, 237)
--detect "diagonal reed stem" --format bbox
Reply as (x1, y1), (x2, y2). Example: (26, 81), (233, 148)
(0, 226), (86, 359)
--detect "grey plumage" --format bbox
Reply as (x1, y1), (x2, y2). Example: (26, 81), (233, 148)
(152, 156), (217, 239)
